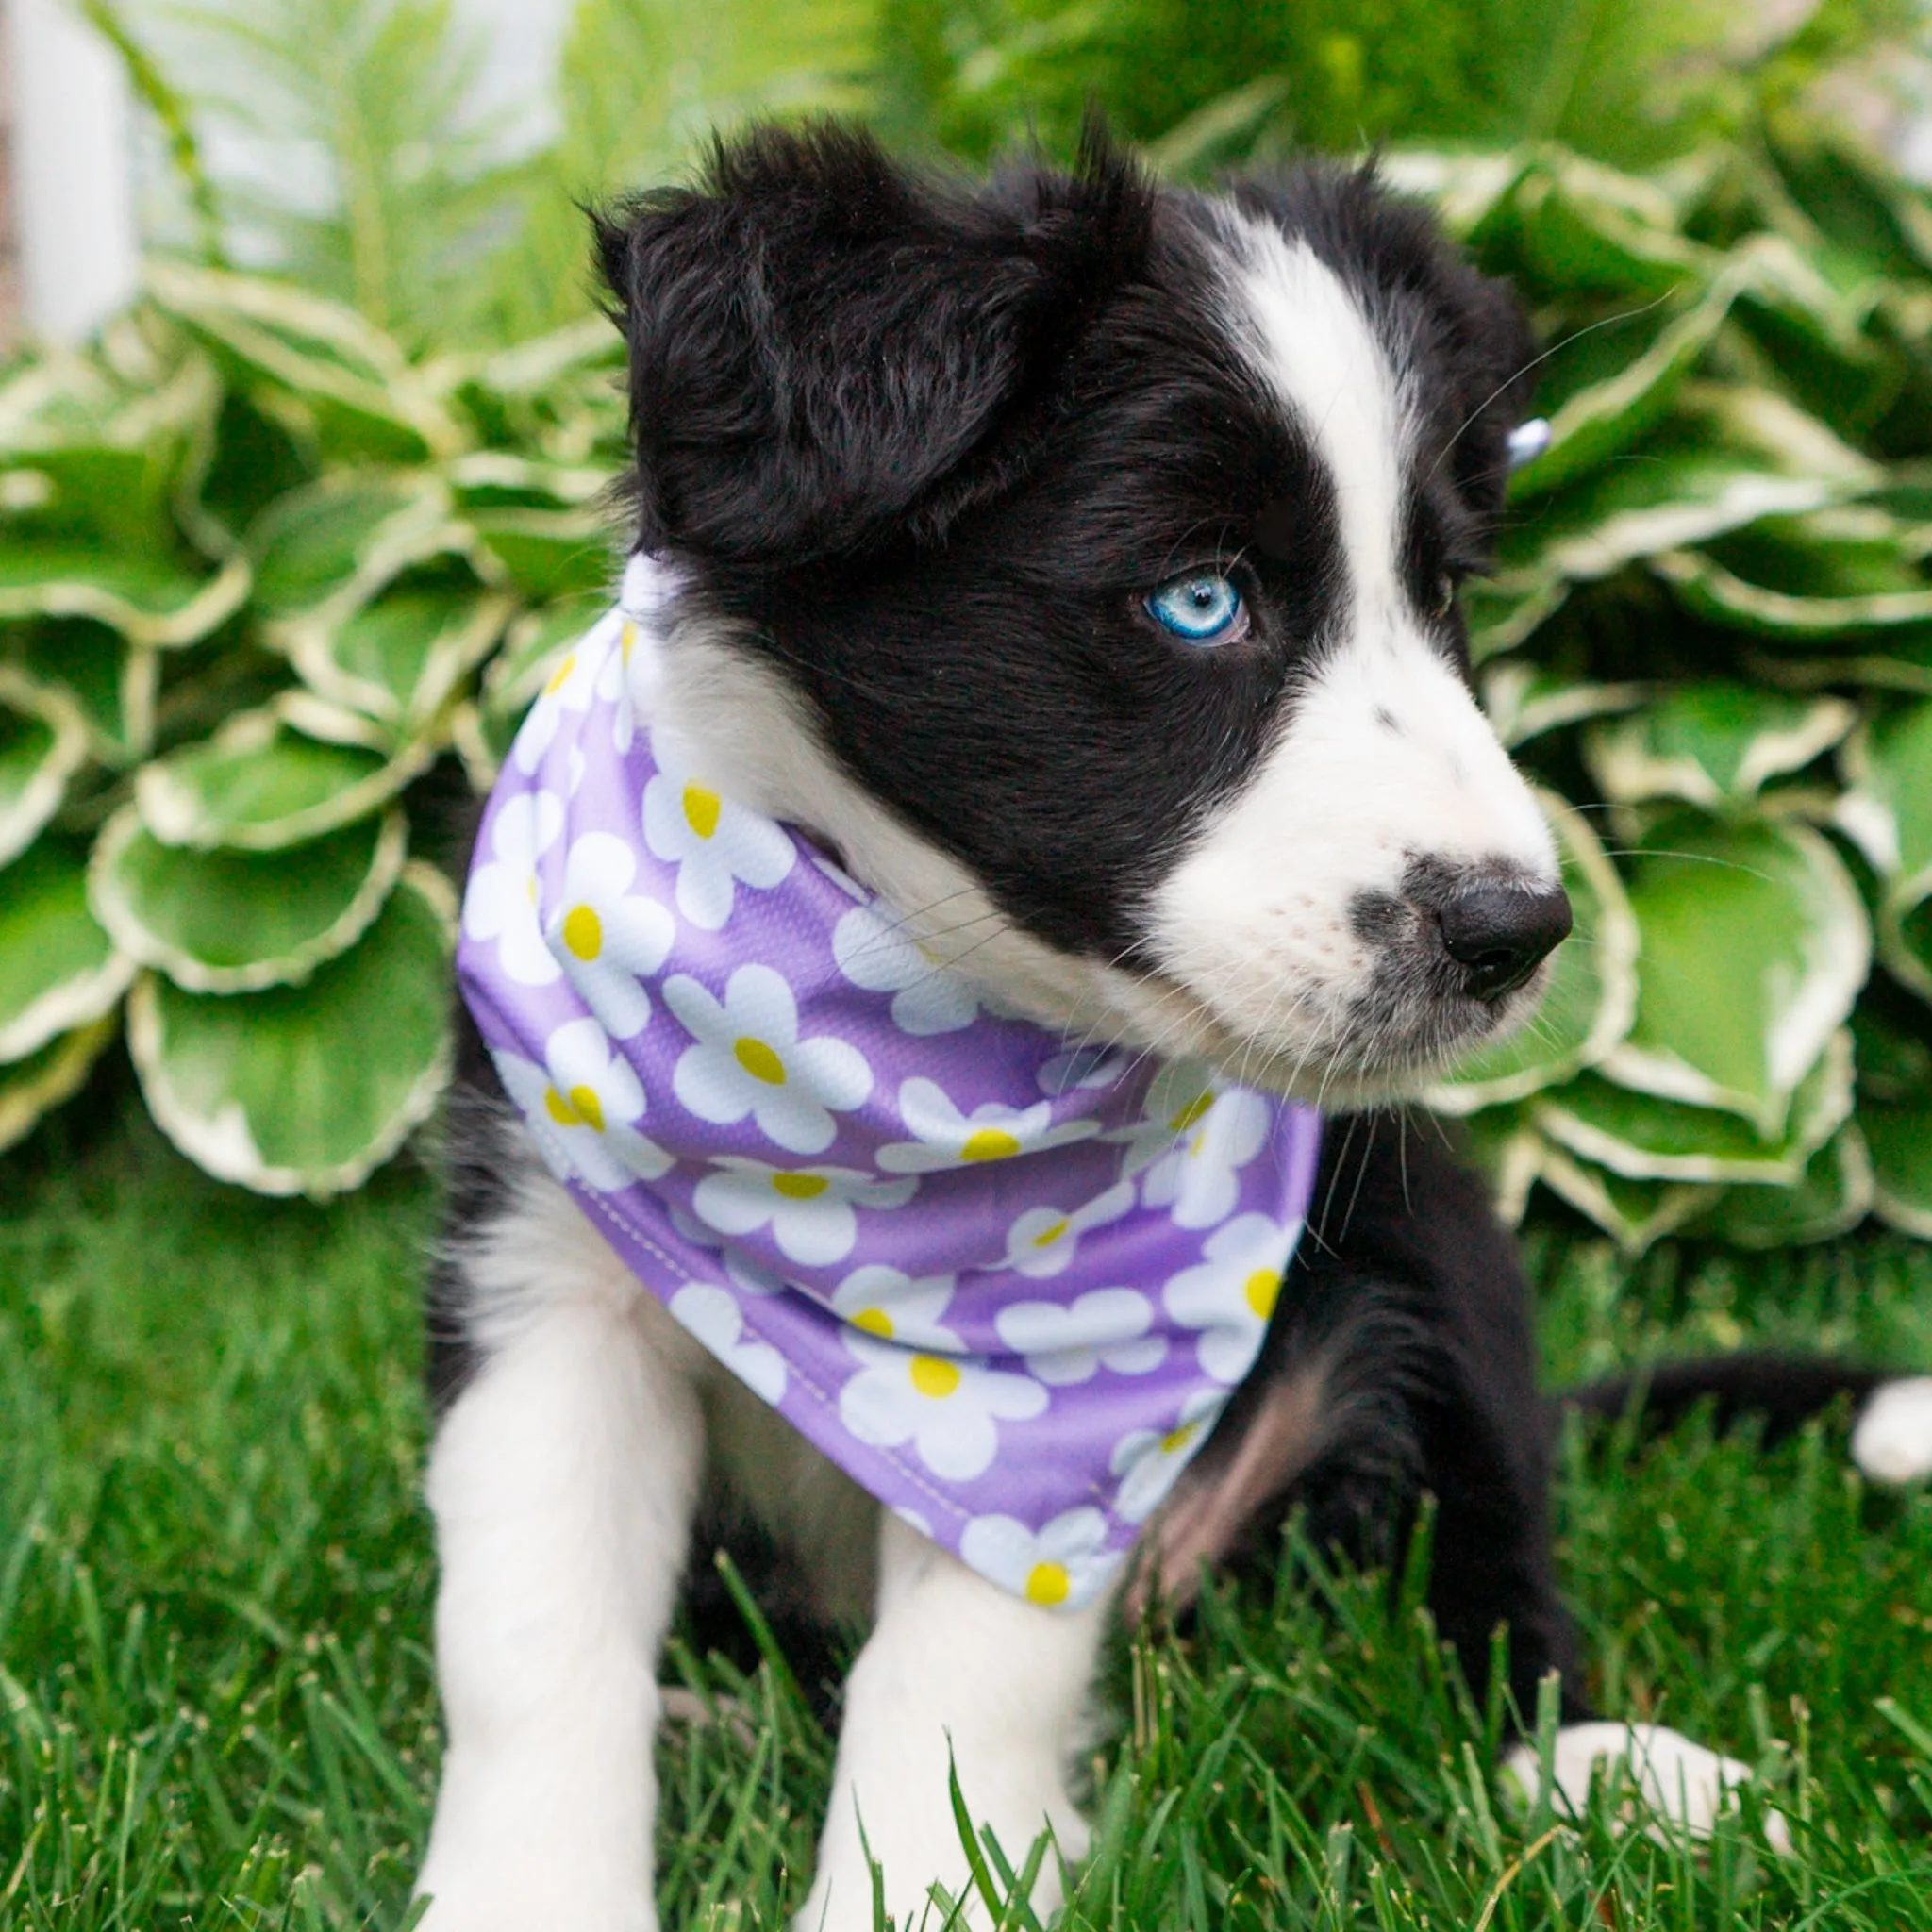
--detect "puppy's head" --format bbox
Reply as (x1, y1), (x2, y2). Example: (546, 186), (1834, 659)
(596, 124), (1565, 1107)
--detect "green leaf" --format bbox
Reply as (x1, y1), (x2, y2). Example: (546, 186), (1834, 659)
(136, 708), (432, 851)
(1461, 571), (1567, 661)
(1507, 153), (1709, 300)
(90, 803), (408, 993)
(1480, 662), (1642, 749)
(1693, 1124), (1874, 1249)
(1424, 791), (1638, 1111)
(1600, 814), (1871, 1137)
(248, 471), (471, 625)
(0, 667), (89, 867)
(5, 622), (158, 765)
(1446, 1105), (1548, 1227)
(0, 837), (133, 1063)
(1496, 383), (1874, 585)
(1866, 1086), (1932, 1241)
(146, 260), (470, 463)
(482, 593), (608, 721)
(0, 1013), (120, 1157)
(1536, 1026), (1854, 1183)
(442, 450), (612, 511)
(127, 865), (455, 1196)
(1507, 275), (1740, 499)
(1533, 1141), (1722, 1257)
(283, 584), (513, 738)
(469, 507), (618, 601)
(0, 542), (249, 648)
(1837, 699), (1932, 1002)
(1585, 682), (1857, 810)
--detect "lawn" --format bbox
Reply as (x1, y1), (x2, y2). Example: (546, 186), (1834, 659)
(5, 1074), (1932, 1929)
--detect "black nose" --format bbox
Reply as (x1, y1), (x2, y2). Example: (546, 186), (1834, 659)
(1436, 882), (1572, 1000)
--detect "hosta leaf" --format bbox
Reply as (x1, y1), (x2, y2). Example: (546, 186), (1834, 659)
(1534, 1142), (1721, 1257)
(470, 507), (618, 601)
(91, 804), (408, 993)
(1497, 384), (1874, 584)
(1536, 1027), (1854, 1183)
(1867, 1091), (1932, 1241)
(8, 622), (159, 765)
(1600, 814), (1870, 1137)
(147, 261), (470, 464)
(249, 473), (471, 626)
(482, 593), (608, 720)
(1480, 663), (1642, 749)
(1837, 699), (1932, 1003)
(1888, 901), (1932, 1007)
(1507, 276), (1740, 499)
(0, 543), (248, 648)
(0, 667), (88, 866)
(1462, 573), (1567, 662)
(1507, 155), (1707, 301)
(1585, 683), (1856, 811)
(0, 838), (133, 1062)
(1424, 791), (1638, 1112)
(0, 1014), (119, 1157)
(1381, 150), (1530, 237)
(136, 708), (432, 851)
(283, 586), (513, 737)
(442, 451), (611, 511)
(1693, 1124), (1874, 1249)
(1448, 1106), (1547, 1227)
(127, 866), (455, 1196)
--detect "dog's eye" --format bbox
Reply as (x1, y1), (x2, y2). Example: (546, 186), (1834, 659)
(1144, 572), (1246, 645)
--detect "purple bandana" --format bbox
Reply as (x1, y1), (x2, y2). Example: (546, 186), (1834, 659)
(457, 557), (1322, 1610)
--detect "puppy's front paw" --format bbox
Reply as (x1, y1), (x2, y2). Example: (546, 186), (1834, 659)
(415, 1798), (658, 1932)
(1505, 1722), (1790, 1854)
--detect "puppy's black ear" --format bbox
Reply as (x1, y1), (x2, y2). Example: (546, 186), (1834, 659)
(595, 121), (1154, 563)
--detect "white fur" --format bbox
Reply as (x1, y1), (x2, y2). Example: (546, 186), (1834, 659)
(801, 1514), (1108, 1930)
(1852, 1377), (1932, 1485)
(1505, 1722), (1790, 1855)
(1144, 222), (1559, 1103)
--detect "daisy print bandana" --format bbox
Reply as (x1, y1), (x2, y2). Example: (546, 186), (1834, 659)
(458, 555), (1323, 1611)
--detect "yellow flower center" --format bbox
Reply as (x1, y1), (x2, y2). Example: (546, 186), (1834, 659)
(620, 620), (639, 661)
(772, 1171), (827, 1201)
(683, 784), (722, 839)
(734, 1037), (787, 1085)
(1169, 1092), (1213, 1133)
(561, 903), (602, 960)
(1031, 1217), (1070, 1249)
(543, 1084), (605, 1133)
(1159, 1421), (1199, 1456)
(960, 1127), (1022, 1163)
(851, 1307), (893, 1338)
(909, 1354), (961, 1399)
(543, 651), (576, 694)
(1245, 1268), (1280, 1321)
(1024, 1561), (1071, 1607)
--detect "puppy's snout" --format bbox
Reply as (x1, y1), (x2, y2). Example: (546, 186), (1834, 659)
(1433, 881), (1572, 1000)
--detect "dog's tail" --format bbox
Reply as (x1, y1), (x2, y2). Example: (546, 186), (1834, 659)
(1558, 1352), (1932, 1485)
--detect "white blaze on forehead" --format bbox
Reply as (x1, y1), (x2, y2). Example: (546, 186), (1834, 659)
(1217, 210), (1411, 606)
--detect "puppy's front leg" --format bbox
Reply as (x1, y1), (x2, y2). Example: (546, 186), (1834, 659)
(801, 1513), (1108, 1932)
(415, 1201), (705, 1932)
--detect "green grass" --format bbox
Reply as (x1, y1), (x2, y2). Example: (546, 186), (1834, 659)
(5, 1087), (1932, 1928)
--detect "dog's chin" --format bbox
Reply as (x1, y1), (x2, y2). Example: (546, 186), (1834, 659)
(1113, 961), (1555, 1111)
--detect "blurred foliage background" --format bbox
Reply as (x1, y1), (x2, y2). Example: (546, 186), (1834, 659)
(3, 0), (1932, 1256)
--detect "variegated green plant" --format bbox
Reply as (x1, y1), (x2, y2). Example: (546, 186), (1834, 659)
(3, 125), (1931, 1245)
(0, 266), (628, 1193)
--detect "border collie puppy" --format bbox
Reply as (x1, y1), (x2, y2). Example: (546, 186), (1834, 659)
(415, 124), (1932, 1930)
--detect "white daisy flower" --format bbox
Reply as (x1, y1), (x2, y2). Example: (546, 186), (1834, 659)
(668, 1283), (787, 1404)
(876, 1077), (1100, 1175)
(831, 902), (985, 1036)
(641, 728), (794, 930)
(491, 1027), (672, 1194)
(992, 1288), (1166, 1386)
(595, 617), (645, 755)
(958, 1507), (1122, 1609)
(691, 1158), (915, 1266)
(830, 1264), (962, 1351)
(1138, 1088), (1274, 1230)
(1003, 1179), (1137, 1279)
(461, 790), (565, 987)
(1108, 1058), (1220, 1177)
(511, 613), (618, 774)
(837, 1333), (1047, 1481)
(666, 963), (873, 1156)
(1161, 1212), (1296, 1385)
(541, 829), (675, 1040)
(1108, 1389), (1230, 1524)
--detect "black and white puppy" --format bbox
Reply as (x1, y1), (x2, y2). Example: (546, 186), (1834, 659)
(414, 125), (1932, 1930)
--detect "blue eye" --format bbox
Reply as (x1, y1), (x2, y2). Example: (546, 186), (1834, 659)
(1144, 572), (1244, 644)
